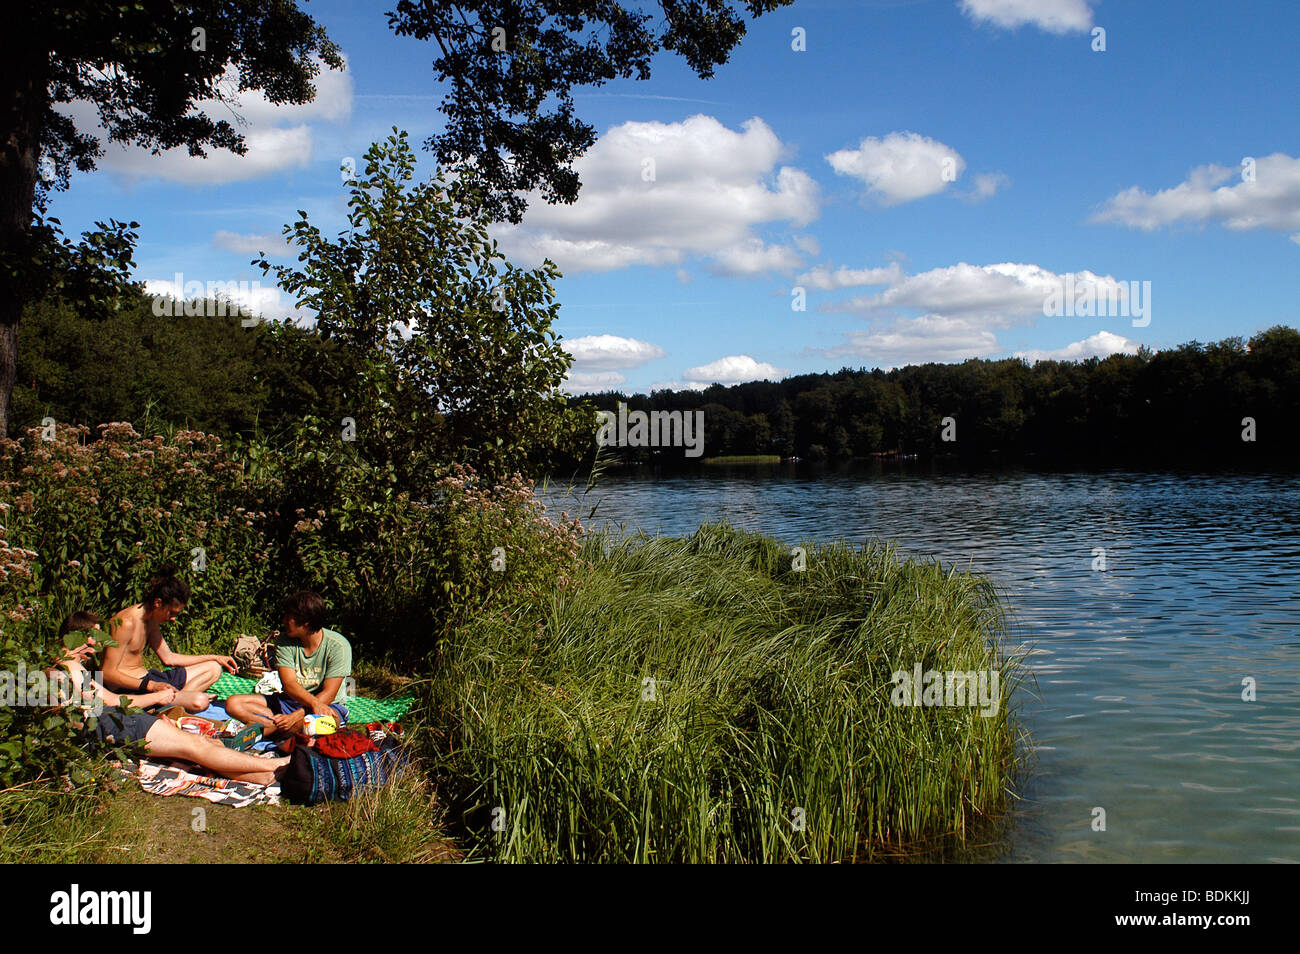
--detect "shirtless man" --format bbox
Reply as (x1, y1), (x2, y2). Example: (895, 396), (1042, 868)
(101, 565), (235, 713)
(56, 612), (287, 786)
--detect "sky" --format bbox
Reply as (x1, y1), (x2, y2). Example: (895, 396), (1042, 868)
(47, 0), (1300, 395)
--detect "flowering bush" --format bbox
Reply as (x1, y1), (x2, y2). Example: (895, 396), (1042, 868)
(427, 464), (586, 629)
(0, 422), (281, 653)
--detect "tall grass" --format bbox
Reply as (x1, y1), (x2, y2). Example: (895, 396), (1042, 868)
(423, 521), (1027, 862)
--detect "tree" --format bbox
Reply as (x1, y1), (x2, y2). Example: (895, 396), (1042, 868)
(0, 1), (343, 435)
(385, 0), (794, 224)
(254, 130), (591, 490)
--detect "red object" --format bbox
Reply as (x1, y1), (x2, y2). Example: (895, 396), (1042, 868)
(314, 730), (378, 758)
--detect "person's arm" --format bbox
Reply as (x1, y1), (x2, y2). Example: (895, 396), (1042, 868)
(57, 654), (175, 710)
(153, 634), (235, 672)
(277, 666), (319, 706)
(314, 676), (343, 708)
(97, 682), (176, 710)
(315, 637), (352, 710)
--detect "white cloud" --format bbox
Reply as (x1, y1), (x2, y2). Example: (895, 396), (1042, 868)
(1015, 330), (1141, 364)
(562, 370), (628, 394)
(492, 114), (820, 276)
(706, 239), (805, 277)
(967, 171), (1010, 202)
(815, 262), (1147, 367)
(1092, 153), (1300, 234)
(826, 314), (1001, 366)
(826, 132), (965, 205)
(562, 334), (665, 371)
(796, 261), (902, 290)
(57, 58), (352, 185)
(828, 262), (1130, 322)
(681, 354), (786, 389)
(959, 0), (1093, 34)
(212, 230), (292, 256)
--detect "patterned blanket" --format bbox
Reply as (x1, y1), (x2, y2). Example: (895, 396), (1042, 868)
(128, 757), (281, 807)
(207, 672), (415, 723)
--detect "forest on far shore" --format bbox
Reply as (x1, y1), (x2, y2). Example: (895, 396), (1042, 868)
(16, 288), (1300, 469)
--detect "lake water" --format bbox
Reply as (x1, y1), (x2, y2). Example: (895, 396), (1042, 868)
(540, 464), (1300, 863)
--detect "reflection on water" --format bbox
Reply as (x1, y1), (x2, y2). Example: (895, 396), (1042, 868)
(541, 464), (1300, 863)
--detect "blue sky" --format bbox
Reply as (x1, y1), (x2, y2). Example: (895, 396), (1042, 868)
(49, 0), (1300, 394)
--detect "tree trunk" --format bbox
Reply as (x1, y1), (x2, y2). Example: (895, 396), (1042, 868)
(0, 45), (47, 438)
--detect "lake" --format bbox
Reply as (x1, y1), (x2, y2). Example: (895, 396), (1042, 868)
(540, 463), (1300, 863)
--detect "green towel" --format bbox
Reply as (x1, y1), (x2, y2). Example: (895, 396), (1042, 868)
(209, 671), (415, 722)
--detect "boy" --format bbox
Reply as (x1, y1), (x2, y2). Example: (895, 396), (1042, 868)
(56, 612), (288, 786)
(224, 590), (352, 736)
(101, 564), (235, 713)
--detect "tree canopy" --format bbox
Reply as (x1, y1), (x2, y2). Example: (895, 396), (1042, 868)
(0, 0), (343, 434)
(386, 0), (794, 223)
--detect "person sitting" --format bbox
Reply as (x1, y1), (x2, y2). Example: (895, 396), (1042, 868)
(224, 590), (352, 737)
(100, 563), (235, 713)
(55, 612), (288, 786)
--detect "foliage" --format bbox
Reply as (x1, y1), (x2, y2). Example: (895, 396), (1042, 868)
(0, 0), (342, 436)
(426, 464), (585, 630)
(573, 327), (1300, 467)
(254, 130), (592, 489)
(25, 1), (342, 200)
(385, 0), (795, 223)
(0, 422), (280, 652)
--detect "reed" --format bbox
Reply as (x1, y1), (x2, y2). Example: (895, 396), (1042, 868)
(423, 521), (1026, 862)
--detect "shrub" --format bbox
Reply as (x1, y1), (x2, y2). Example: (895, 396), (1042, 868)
(0, 421), (281, 652)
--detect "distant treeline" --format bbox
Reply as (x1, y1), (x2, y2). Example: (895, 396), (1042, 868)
(15, 291), (1300, 469)
(572, 326), (1300, 467)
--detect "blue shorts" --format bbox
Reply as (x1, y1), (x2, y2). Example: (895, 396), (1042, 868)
(136, 667), (189, 693)
(265, 693), (348, 723)
(89, 709), (160, 745)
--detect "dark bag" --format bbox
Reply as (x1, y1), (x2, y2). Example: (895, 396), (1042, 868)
(280, 735), (408, 804)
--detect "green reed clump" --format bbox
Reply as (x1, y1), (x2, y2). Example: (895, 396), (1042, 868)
(424, 521), (1026, 862)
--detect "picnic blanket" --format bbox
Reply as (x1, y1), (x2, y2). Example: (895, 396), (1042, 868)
(207, 672), (415, 722)
(129, 757), (281, 807)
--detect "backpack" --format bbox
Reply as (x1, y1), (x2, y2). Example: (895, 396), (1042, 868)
(233, 631), (277, 674)
(279, 734), (408, 804)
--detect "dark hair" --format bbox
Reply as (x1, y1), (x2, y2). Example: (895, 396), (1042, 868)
(142, 563), (191, 608)
(59, 610), (102, 637)
(280, 590), (327, 631)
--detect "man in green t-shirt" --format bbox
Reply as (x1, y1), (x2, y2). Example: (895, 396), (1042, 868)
(225, 591), (352, 735)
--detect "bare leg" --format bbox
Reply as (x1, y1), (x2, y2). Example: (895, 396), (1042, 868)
(174, 690), (214, 713)
(182, 660), (222, 692)
(224, 693), (281, 732)
(143, 720), (289, 785)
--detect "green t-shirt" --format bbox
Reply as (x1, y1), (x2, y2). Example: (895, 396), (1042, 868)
(276, 628), (352, 694)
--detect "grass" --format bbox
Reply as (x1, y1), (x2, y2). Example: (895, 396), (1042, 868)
(2, 521), (1026, 864)
(423, 520), (1028, 863)
(0, 766), (458, 864)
